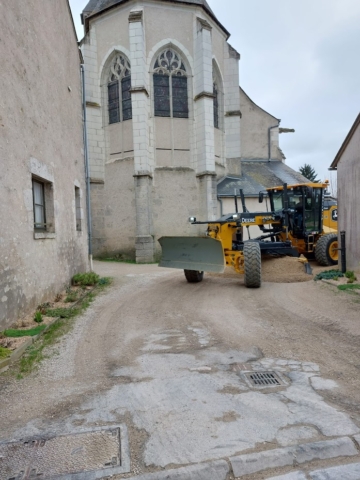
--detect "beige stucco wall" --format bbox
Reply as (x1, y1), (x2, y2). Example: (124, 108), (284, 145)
(240, 88), (281, 160)
(0, 1), (89, 329)
(336, 126), (360, 272)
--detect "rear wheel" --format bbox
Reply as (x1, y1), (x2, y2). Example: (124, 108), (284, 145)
(315, 233), (338, 266)
(243, 242), (261, 288)
(184, 270), (204, 283)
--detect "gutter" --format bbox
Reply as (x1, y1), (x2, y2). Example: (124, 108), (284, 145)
(80, 64), (93, 270)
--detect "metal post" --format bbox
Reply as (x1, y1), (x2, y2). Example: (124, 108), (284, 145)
(234, 189), (238, 213)
(340, 231), (346, 273)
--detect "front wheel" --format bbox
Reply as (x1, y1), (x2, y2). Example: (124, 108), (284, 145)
(184, 270), (204, 283)
(243, 242), (261, 288)
(315, 233), (338, 266)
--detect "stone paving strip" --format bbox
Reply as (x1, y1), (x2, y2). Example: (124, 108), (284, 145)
(230, 437), (358, 477)
(123, 460), (230, 480)
(309, 462), (360, 479)
(266, 472), (307, 480)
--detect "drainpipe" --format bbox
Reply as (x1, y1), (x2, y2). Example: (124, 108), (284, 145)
(80, 64), (93, 271)
(268, 122), (280, 162)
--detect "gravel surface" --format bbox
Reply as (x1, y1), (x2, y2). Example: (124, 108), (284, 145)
(0, 260), (359, 479)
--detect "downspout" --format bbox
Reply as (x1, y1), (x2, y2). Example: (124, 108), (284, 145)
(80, 64), (93, 271)
(268, 121), (280, 162)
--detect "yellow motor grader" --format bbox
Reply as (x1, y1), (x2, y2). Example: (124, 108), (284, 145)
(158, 182), (338, 288)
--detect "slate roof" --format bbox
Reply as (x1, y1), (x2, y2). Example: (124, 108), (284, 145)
(82, 0), (228, 36)
(217, 160), (309, 197)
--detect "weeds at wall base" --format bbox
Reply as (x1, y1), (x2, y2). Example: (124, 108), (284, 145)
(2, 278), (111, 378)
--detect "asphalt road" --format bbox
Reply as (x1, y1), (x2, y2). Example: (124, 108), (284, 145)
(1, 261), (360, 480)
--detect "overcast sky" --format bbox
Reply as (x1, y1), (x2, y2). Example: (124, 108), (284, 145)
(69, 0), (360, 182)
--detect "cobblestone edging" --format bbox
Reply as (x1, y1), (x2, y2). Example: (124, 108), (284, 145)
(0, 287), (97, 373)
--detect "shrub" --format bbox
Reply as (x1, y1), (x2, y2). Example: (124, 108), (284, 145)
(72, 272), (100, 286)
(34, 311), (43, 323)
(45, 308), (76, 319)
(345, 271), (357, 284)
(314, 269), (344, 281)
(65, 291), (78, 303)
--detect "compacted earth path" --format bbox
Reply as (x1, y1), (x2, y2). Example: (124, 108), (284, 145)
(1, 261), (360, 480)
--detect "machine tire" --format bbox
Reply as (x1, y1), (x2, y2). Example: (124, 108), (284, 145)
(315, 233), (338, 266)
(184, 270), (204, 283)
(243, 242), (261, 288)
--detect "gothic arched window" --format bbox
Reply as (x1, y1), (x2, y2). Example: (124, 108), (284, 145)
(213, 81), (219, 129)
(153, 48), (189, 118)
(108, 54), (132, 124)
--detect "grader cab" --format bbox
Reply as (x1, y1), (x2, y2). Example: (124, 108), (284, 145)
(265, 182), (338, 266)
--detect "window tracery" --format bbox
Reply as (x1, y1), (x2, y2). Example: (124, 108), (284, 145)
(107, 54), (132, 124)
(153, 48), (189, 118)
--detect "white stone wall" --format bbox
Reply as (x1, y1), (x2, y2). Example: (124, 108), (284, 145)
(0, 0), (89, 329)
(82, 0), (239, 258)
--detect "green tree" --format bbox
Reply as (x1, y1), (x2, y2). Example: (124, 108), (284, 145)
(299, 163), (319, 182)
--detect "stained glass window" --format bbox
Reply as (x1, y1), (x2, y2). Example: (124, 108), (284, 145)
(107, 54), (132, 124)
(153, 48), (188, 118)
(213, 82), (219, 128)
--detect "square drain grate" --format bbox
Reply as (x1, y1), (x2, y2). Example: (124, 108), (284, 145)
(244, 371), (284, 387)
(0, 425), (130, 480)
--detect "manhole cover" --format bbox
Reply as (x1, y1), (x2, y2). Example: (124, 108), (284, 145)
(244, 371), (285, 388)
(0, 425), (130, 480)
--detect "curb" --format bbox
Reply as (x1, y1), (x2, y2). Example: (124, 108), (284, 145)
(123, 460), (230, 480)
(0, 286), (98, 372)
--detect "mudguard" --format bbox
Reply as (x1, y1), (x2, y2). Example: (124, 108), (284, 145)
(158, 236), (225, 273)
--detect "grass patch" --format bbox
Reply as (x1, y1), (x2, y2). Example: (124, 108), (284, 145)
(72, 272), (100, 286)
(0, 346), (11, 359)
(338, 284), (360, 291)
(4, 325), (47, 337)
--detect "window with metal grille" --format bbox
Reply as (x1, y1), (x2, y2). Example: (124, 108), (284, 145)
(153, 48), (188, 118)
(33, 179), (46, 231)
(107, 54), (132, 124)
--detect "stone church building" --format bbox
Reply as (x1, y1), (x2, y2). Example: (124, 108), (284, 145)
(81, 0), (298, 262)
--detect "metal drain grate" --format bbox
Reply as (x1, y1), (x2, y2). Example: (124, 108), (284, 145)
(0, 425), (130, 480)
(245, 371), (283, 387)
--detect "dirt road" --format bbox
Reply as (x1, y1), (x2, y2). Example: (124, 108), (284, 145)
(1, 261), (360, 479)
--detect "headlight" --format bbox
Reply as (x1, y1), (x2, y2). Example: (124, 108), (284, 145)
(189, 216), (196, 223)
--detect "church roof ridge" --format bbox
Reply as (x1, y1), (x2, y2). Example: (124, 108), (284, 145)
(82, 0), (229, 37)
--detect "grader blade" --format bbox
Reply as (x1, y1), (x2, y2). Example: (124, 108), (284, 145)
(158, 236), (225, 273)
